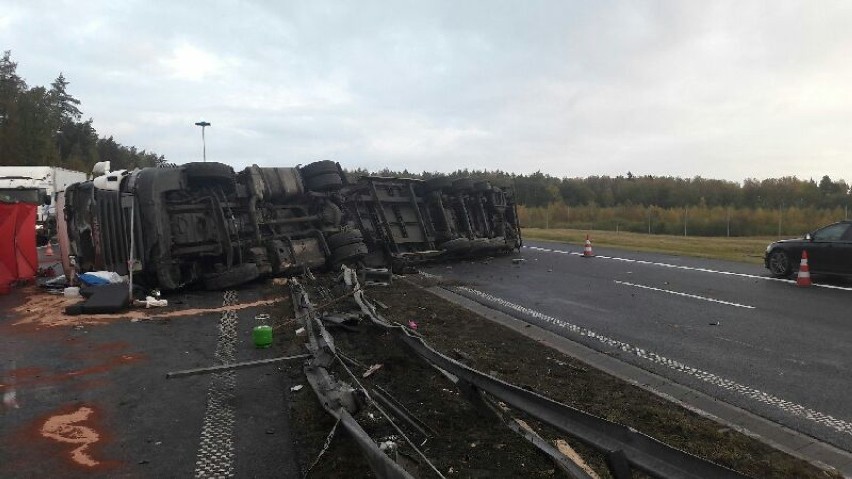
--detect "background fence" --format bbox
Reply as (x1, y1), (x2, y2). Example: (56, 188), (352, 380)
(518, 204), (848, 237)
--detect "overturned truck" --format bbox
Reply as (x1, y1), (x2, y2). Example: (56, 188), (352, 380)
(61, 161), (521, 290)
(345, 175), (521, 268)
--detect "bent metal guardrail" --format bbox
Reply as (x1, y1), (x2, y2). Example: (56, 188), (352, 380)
(340, 267), (752, 479)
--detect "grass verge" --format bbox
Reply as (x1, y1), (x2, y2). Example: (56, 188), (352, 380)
(523, 227), (779, 264)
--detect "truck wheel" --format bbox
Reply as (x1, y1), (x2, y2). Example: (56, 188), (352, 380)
(331, 242), (368, 265)
(184, 162), (235, 191)
(300, 160), (339, 179)
(327, 230), (364, 250)
(203, 263), (260, 290)
(305, 173), (343, 192)
(184, 162), (234, 181)
(318, 202), (343, 226)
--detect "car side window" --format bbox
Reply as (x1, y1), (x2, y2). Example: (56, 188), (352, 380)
(842, 227), (852, 241)
(813, 223), (849, 241)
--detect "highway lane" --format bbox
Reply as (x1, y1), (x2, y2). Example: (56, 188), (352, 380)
(421, 240), (852, 452)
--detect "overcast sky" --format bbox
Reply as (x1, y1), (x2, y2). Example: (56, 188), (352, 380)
(2, 1), (850, 182)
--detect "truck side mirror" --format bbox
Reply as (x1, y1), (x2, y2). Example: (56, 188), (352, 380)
(43, 193), (52, 205)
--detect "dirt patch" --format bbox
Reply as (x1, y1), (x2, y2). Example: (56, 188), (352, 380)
(10, 402), (121, 474)
(286, 275), (839, 478)
(7, 287), (283, 327)
(41, 405), (103, 467)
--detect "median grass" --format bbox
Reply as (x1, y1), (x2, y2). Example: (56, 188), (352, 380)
(523, 227), (779, 264)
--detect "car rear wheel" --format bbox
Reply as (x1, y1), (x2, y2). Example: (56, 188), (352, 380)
(768, 250), (793, 278)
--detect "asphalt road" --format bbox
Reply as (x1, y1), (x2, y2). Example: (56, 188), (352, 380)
(0, 284), (299, 478)
(422, 239), (852, 453)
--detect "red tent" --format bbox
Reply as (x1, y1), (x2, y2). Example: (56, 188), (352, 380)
(0, 202), (37, 292)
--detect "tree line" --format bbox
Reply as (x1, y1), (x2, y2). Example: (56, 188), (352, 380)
(0, 50), (163, 172)
(355, 168), (851, 236)
(357, 167), (850, 211)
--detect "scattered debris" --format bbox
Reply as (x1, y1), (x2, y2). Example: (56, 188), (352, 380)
(374, 299), (390, 310)
(133, 296), (168, 308)
(290, 385), (304, 392)
(452, 348), (472, 362)
(554, 439), (601, 478)
(362, 364), (383, 378)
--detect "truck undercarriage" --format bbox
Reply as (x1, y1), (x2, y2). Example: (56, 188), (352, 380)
(61, 161), (521, 290)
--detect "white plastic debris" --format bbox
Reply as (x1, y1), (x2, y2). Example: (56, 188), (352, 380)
(134, 296), (168, 308)
(362, 364), (383, 378)
(295, 327), (305, 336)
(63, 287), (80, 297)
(290, 384), (304, 392)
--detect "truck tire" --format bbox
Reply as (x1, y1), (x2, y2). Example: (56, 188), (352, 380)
(305, 173), (343, 192)
(331, 242), (368, 265)
(184, 162), (234, 181)
(202, 263), (260, 290)
(327, 230), (364, 250)
(184, 162), (236, 191)
(300, 160), (339, 179)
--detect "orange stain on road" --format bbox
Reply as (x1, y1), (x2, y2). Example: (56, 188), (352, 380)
(8, 287), (284, 327)
(40, 406), (101, 467)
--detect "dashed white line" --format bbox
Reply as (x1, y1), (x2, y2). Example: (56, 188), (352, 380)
(524, 245), (852, 291)
(614, 280), (756, 309)
(452, 285), (852, 438)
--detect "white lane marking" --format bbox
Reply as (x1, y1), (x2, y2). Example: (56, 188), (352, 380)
(524, 245), (852, 291)
(453, 285), (852, 437)
(614, 280), (756, 309)
(195, 290), (239, 479)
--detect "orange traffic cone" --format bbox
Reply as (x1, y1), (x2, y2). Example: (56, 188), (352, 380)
(796, 250), (811, 287)
(45, 242), (54, 257)
(583, 234), (594, 257)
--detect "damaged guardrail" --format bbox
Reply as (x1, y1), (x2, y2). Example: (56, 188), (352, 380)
(291, 276), (441, 478)
(338, 266), (751, 479)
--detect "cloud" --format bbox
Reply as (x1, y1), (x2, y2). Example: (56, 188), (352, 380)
(160, 43), (227, 81)
(2, 1), (852, 182)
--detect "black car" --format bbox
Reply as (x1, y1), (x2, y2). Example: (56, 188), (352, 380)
(764, 220), (852, 277)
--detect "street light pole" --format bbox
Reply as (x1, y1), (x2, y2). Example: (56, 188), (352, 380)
(194, 121), (211, 162)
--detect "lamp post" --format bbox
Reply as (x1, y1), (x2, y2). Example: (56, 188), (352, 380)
(194, 121), (211, 162)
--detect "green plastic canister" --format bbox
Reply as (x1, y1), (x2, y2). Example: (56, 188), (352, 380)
(252, 325), (273, 349)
